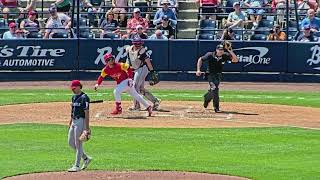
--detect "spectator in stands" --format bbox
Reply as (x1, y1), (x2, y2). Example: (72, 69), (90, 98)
(0, 0), (22, 19)
(196, 0), (221, 20)
(244, 0), (268, 28)
(297, 0), (317, 12)
(157, 0), (179, 14)
(272, 0), (287, 24)
(225, 2), (247, 29)
(2, 22), (18, 39)
(15, 29), (25, 39)
(156, 15), (175, 39)
(129, 25), (148, 39)
(149, 29), (168, 39)
(301, 9), (320, 31)
(124, 8), (149, 38)
(297, 24), (317, 42)
(44, 5), (71, 39)
(153, 0), (177, 27)
(100, 10), (120, 39)
(220, 28), (235, 40)
(267, 24), (286, 41)
(112, 0), (128, 26)
(20, 10), (40, 38)
(22, 0), (37, 12)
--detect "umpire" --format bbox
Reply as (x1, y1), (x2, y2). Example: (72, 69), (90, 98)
(196, 42), (238, 112)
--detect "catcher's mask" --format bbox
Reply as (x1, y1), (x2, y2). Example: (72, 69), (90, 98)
(104, 53), (115, 64)
(132, 36), (144, 47)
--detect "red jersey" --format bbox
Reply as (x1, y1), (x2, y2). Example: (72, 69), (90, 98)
(200, 0), (218, 5)
(1, 0), (18, 7)
(96, 63), (133, 85)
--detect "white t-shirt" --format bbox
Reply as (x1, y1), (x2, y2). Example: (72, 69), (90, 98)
(45, 13), (70, 34)
(2, 31), (18, 39)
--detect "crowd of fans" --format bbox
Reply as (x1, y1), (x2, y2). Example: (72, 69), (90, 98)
(0, 0), (177, 39)
(1, 0), (320, 41)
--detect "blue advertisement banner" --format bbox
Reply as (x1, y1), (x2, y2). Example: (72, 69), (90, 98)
(0, 40), (77, 70)
(287, 42), (320, 74)
(78, 39), (169, 71)
(169, 40), (198, 71)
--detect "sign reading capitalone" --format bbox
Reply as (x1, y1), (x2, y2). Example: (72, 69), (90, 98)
(234, 47), (272, 67)
(0, 45), (65, 67)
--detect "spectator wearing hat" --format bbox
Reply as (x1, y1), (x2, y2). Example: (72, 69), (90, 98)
(129, 25), (148, 39)
(149, 30), (168, 39)
(156, 15), (175, 39)
(153, 0), (177, 27)
(112, 0), (128, 25)
(297, 24), (318, 42)
(225, 2), (247, 29)
(20, 10), (40, 38)
(125, 8), (149, 38)
(2, 22), (19, 39)
(100, 10), (121, 39)
(0, 0), (22, 19)
(196, 0), (221, 20)
(244, 0), (268, 28)
(44, 4), (71, 39)
(301, 9), (320, 31)
(157, 0), (179, 14)
(267, 24), (286, 41)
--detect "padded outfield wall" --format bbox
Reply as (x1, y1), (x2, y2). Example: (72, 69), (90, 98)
(1, 39), (320, 82)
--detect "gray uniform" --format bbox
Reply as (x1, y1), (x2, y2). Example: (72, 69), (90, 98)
(68, 92), (89, 167)
(126, 45), (159, 109)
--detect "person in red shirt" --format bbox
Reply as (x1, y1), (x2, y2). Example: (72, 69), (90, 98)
(94, 53), (153, 116)
(123, 8), (149, 39)
(0, 0), (21, 19)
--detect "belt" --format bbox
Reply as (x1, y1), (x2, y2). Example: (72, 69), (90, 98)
(72, 115), (84, 119)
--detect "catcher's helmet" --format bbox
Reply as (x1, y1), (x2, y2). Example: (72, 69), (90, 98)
(104, 53), (115, 63)
(132, 36), (144, 46)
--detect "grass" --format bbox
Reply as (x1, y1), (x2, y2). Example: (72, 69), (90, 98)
(0, 124), (319, 180)
(0, 88), (320, 108)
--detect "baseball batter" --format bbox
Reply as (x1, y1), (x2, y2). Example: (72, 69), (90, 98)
(125, 36), (160, 111)
(94, 53), (153, 116)
(196, 43), (238, 112)
(68, 80), (92, 172)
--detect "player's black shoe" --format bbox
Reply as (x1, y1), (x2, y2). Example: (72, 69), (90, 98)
(214, 107), (220, 113)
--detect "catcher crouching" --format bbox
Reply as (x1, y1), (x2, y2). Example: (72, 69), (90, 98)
(196, 41), (238, 112)
(68, 80), (92, 172)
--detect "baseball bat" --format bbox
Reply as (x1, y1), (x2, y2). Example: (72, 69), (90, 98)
(91, 100), (103, 103)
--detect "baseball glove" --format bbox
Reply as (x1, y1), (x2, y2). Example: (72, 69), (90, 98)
(149, 70), (160, 86)
(222, 40), (232, 51)
(79, 129), (91, 142)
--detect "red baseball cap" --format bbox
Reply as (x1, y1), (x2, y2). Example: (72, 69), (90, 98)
(9, 22), (16, 28)
(70, 80), (82, 89)
(28, 10), (37, 16)
(104, 53), (114, 62)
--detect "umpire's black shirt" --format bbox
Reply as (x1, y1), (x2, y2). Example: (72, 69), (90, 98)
(71, 92), (90, 119)
(201, 52), (232, 74)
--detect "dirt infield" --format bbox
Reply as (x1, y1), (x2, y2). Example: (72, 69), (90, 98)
(4, 171), (249, 180)
(1, 101), (319, 129)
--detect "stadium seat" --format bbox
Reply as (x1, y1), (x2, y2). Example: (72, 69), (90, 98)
(225, 0), (238, 13)
(26, 32), (43, 38)
(52, 33), (68, 38)
(250, 34), (267, 40)
(73, 17), (94, 39)
(0, 18), (7, 36)
(255, 19), (274, 35)
(197, 19), (216, 40)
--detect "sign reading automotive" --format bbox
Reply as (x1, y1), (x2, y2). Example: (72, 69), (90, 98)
(0, 40), (76, 70)
(0, 45), (65, 67)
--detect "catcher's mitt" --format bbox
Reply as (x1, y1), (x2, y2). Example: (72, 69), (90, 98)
(222, 40), (232, 51)
(79, 129), (91, 142)
(149, 70), (160, 86)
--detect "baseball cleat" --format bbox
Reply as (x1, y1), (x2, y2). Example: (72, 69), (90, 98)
(147, 106), (153, 116)
(111, 108), (122, 115)
(68, 165), (81, 172)
(153, 99), (161, 111)
(81, 157), (92, 170)
(214, 108), (220, 113)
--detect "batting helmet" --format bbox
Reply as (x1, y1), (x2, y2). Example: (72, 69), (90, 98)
(104, 53), (115, 63)
(132, 36), (144, 46)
